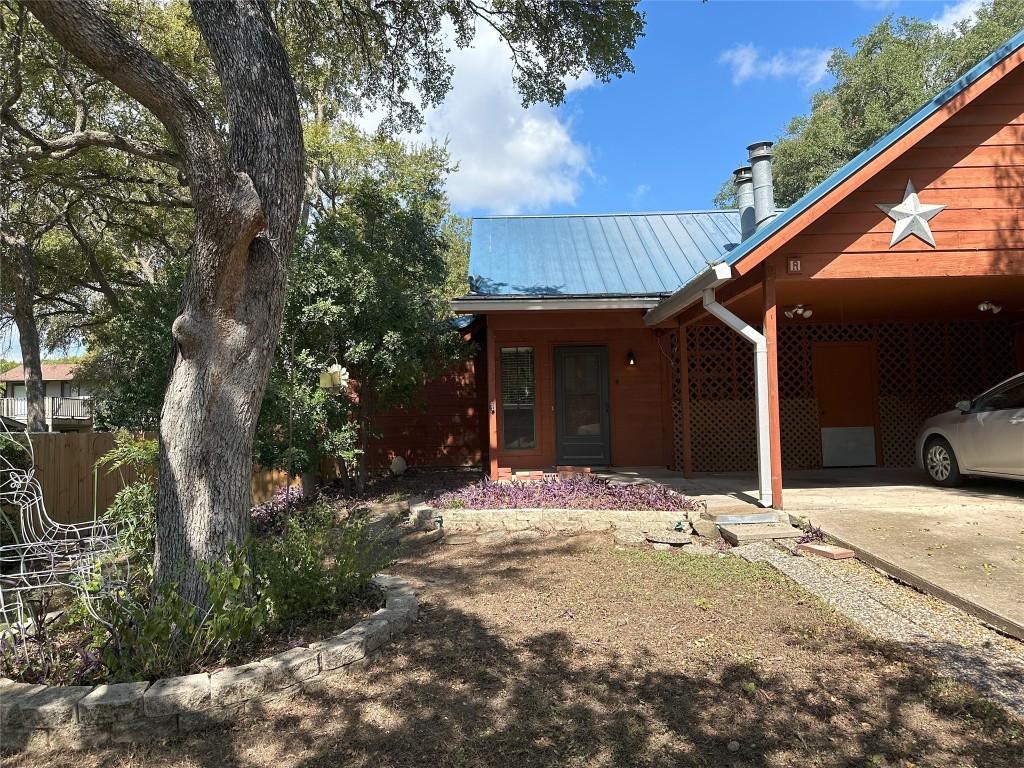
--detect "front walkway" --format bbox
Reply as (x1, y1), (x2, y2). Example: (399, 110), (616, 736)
(602, 467), (1024, 640)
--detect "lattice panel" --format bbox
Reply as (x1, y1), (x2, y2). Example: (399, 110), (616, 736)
(690, 400), (757, 471)
(685, 320), (1017, 472)
(671, 400), (684, 473)
(780, 398), (821, 469)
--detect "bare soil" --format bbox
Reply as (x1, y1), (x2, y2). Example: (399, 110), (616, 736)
(5, 532), (1023, 768)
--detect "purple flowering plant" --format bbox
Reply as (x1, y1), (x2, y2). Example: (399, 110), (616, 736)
(250, 485), (307, 535)
(429, 474), (693, 512)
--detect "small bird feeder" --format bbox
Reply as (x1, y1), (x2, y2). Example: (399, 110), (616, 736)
(318, 364), (350, 391)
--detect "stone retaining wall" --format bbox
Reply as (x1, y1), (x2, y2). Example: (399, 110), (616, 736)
(0, 574), (417, 752)
(411, 501), (702, 534)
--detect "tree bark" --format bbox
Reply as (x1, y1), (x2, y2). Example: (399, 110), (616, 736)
(0, 242), (46, 432)
(29, 0), (304, 608)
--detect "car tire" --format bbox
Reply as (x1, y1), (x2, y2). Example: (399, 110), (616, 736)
(925, 437), (962, 487)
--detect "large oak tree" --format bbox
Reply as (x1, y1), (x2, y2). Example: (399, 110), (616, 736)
(19, 0), (643, 608)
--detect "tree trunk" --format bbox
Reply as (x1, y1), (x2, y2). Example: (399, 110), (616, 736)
(1, 244), (46, 432)
(153, 0), (304, 606)
(27, 0), (304, 609)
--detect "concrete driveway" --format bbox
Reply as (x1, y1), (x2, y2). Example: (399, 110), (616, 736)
(605, 467), (1024, 640)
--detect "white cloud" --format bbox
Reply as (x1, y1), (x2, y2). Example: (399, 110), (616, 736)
(629, 184), (651, 206)
(932, 0), (985, 31)
(718, 43), (831, 88)
(855, 0), (900, 10)
(358, 24), (595, 215)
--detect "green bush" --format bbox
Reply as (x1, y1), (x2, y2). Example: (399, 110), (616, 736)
(254, 500), (391, 623)
(95, 541), (268, 680)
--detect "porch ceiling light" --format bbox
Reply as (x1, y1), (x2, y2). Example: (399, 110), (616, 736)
(784, 304), (813, 319)
(978, 301), (1002, 314)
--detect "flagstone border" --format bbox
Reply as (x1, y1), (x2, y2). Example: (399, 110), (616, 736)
(0, 574), (416, 752)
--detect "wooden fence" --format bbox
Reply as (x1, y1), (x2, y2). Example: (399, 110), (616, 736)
(7, 432), (310, 525)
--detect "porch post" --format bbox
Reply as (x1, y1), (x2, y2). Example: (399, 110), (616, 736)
(677, 319), (694, 477)
(762, 263), (784, 509)
(486, 325), (499, 481)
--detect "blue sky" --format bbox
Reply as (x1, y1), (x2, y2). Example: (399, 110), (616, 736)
(424, 0), (988, 217)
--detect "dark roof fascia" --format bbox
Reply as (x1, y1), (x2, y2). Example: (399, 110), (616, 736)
(451, 294), (665, 313)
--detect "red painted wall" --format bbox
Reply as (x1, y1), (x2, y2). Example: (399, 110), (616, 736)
(367, 326), (488, 469)
(486, 310), (671, 471)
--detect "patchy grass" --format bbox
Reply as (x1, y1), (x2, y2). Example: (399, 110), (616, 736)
(7, 534), (1023, 767)
(430, 474), (694, 511)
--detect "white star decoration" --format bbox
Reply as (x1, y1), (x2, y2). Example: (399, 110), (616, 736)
(876, 180), (946, 247)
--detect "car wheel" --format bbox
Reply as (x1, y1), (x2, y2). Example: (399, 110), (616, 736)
(925, 437), (962, 487)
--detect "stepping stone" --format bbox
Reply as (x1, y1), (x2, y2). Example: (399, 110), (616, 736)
(476, 530), (507, 546)
(646, 531), (692, 546)
(401, 529), (444, 545)
(719, 522), (802, 546)
(708, 510), (781, 525)
(652, 542), (672, 551)
(613, 529), (647, 547)
(441, 533), (477, 546)
(797, 543), (856, 560)
(510, 529), (541, 543)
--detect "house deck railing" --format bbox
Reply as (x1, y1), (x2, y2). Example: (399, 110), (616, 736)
(0, 397), (93, 422)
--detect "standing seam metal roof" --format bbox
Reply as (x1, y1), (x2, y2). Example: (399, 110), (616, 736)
(467, 211), (742, 297)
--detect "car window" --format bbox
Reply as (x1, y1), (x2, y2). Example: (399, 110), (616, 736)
(976, 379), (1024, 411)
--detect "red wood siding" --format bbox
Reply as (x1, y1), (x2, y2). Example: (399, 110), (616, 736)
(367, 334), (488, 469)
(487, 310), (670, 471)
(781, 67), (1024, 280)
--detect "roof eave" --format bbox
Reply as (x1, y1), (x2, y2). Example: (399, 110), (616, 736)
(451, 295), (664, 313)
(644, 263), (734, 327)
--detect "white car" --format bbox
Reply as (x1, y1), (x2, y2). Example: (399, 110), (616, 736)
(915, 371), (1024, 486)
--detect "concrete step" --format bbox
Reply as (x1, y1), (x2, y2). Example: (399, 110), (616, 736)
(708, 510), (783, 525)
(720, 522), (804, 545)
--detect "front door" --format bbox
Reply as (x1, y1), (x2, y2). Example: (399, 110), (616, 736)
(812, 342), (879, 467)
(555, 346), (611, 465)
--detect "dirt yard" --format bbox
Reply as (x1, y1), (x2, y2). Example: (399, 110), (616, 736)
(5, 532), (1023, 768)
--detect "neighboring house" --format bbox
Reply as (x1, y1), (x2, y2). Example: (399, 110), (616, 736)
(0, 364), (94, 433)
(447, 28), (1024, 508)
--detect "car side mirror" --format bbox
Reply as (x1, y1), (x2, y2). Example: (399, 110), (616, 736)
(955, 400), (972, 413)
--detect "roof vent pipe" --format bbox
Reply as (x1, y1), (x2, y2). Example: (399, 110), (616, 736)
(747, 141), (776, 232)
(733, 166), (755, 242)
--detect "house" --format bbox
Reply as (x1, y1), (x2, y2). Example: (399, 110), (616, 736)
(0, 363), (94, 433)
(449, 28), (1024, 507)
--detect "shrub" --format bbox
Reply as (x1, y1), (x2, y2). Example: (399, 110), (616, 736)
(92, 541), (268, 680)
(254, 501), (391, 623)
(430, 475), (694, 512)
(250, 485), (307, 536)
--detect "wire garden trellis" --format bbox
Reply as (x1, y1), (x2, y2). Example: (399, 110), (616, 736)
(0, 420), (129, 653)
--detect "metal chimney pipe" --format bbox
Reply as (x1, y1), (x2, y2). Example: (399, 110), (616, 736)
(733, 166), (755, 241)
(747, 141), (776, 232)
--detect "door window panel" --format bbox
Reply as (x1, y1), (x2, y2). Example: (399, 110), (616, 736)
(501, 348), (535, 450)
(563, 353), (602, 436)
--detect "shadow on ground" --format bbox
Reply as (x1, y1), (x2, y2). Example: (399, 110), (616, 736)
(16, 537), (1024, 768)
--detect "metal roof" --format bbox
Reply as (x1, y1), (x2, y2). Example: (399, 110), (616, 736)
(467, 212), (742, 297)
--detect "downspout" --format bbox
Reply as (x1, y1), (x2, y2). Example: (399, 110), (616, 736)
(702, 285), (773, 509)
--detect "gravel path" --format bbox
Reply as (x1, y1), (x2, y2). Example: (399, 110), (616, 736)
(737, 541), (1024, 719)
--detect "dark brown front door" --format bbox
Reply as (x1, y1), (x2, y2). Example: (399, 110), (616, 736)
(554, 346), (610, 465)
(812, 342), (879, 467)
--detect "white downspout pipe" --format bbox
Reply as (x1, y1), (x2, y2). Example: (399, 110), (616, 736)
(702, 286), (773, 508)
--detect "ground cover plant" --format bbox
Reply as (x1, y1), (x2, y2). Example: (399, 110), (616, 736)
(430, 474), (695, 511)
(8, 533), (1021, 768)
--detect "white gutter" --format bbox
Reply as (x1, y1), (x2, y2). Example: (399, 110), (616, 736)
(701, 285), (773, 509)
(644, 263), (732, 326)
(451, 296), (661, 313)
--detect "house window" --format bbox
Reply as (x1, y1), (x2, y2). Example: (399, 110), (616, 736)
(501, 347), (535, 450)
(61, 382), (80, 397)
